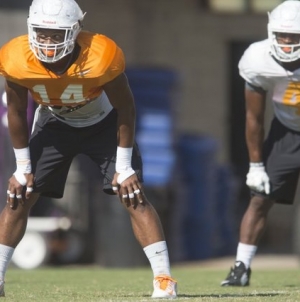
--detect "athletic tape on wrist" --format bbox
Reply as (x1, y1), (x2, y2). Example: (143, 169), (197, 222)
(115, 147), (135, 184)
(13, 147), (32, 174)
(13, 171), (27, 186)
(115, 147), (133, 173)
(117, 168), (136, 184)
(249, 162), (264, 167)
(13, 147), (30, 160)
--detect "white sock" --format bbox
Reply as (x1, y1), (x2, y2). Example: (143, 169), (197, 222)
(143, 241), (171, 277)
(0, 244), (14, 280)
(236, 242), (257, 269)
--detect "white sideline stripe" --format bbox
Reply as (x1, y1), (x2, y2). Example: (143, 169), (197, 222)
(27, 217), (72, 232)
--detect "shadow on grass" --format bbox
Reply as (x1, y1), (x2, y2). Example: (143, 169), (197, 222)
(176, 292), (282, 298)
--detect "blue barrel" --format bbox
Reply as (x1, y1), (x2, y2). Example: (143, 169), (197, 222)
(126, 67), (178, 89)
(126, 67), (178, 187)
(213, 165), (238, 256)
(126, 67), (178, 114)
(178, 134), (219, 260)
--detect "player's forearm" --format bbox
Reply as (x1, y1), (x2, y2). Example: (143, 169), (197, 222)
(116, 105), (135, 148)
(7, 112), (29, 148)
(5, 80), (29, 148)
(115, 118), (136, 183)
(245, 120), (264, 162)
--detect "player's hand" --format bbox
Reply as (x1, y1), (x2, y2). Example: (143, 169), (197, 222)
(246, 163), (270, 194)
(112, 172), (144, 207)
(7, 173), (34, 208)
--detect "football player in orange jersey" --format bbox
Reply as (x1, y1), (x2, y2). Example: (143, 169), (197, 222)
(0, 0), (177, 298)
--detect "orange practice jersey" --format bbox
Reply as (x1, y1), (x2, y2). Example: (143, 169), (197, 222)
(0, 31), (125, 106)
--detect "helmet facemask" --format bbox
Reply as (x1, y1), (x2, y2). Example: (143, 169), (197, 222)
(28, 23), (82, 63)
(268, 26), (300, 62)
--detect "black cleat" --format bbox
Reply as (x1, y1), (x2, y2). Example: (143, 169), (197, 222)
(221, 261), (251, 286)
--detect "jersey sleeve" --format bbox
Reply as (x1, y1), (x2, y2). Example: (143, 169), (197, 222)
(90, 35), (125, 86)
(238, 43), (269, 91)
(0, 42), (11, 78)
(0, 35), (32, 83)
(101, 44), (125, 84)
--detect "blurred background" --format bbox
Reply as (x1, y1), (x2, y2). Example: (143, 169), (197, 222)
(0, 0), (299, 270)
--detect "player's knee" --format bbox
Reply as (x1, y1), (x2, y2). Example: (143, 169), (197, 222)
(249, 195), (274, 213)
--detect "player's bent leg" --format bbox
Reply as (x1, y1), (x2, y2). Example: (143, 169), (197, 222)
(239, 195), (274, 244)
(126, 200), (165, 247)
(0, 193), (40, 247)
(221, 195), (274, 287)
(124, 198), (177, 299)
(0, 193), (40, 298)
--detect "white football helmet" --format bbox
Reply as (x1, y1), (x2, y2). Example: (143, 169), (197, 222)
(268, 0), (300, 62)
(27, 0), (85, 63)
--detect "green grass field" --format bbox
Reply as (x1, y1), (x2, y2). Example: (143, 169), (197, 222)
(2, 265), (300, 301)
